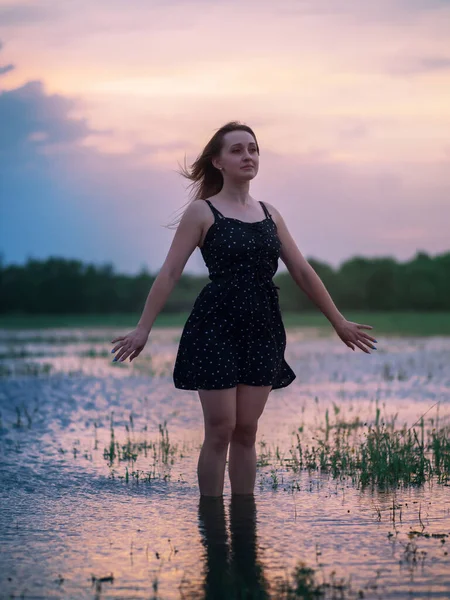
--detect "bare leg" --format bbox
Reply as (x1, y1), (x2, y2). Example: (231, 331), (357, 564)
(197, 387), (237, 497)
(198, 439), (229, 497)
(229, 439), (257, 495)
(228, 384), (271, 495)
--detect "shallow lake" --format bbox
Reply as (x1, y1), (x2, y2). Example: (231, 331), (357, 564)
(1, 327), (449, 599)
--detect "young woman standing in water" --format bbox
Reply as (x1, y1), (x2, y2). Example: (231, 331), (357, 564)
(111, 121), (377, 498)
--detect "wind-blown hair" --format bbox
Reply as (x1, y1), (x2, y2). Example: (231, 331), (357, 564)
(164, 121), (259, 229)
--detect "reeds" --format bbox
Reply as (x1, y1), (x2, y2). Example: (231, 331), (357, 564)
(103, 412), (179, 483)
(288, 406), (449, 488)
(100, 404), (449, 490)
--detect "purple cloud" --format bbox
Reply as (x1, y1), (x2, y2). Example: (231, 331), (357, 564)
(389, 56), (450, 76)
(0, 63), (14, 75)
(0, 3), (58, 27)
(0, 79), (110, 166)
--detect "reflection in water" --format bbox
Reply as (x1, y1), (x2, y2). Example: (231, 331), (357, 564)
(198, 494), (270, 599)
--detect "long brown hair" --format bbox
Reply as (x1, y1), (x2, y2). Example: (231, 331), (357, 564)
(163, 121), (260, 229)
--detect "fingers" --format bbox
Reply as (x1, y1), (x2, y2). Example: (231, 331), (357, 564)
(354, 340), (371, 353)
(111, 334), (131, 359)
(360, 332), (377, 343)
(354, 323), (377, 350)
(341, 322), (377, 353)
(356, 335), (376, 350)
(111, 342), (125, 356)
(344, 336), (376, 352)
(129, 350), (139, 362)
(121, 348), (141, 363)
(112, 341), (131, 362)
(112, 344), (142, 363)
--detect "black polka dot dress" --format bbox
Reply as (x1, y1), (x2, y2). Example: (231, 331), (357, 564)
(173, 199), (296, 392)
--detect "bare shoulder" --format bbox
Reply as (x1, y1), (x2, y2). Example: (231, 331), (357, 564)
(262, 200), (311, 278)
(180, 199), (210, 225)
(261, 201), (284, 227)
(186, 199), (214, 247)
(184, 198), (207, 217)
(160, 199), (212, 279)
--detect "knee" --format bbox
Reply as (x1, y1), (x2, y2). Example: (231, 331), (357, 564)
(232, 423), (258, 447)
(205, 421), (235, 450)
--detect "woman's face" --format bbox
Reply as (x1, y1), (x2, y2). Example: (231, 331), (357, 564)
(214, 130), (259, 180)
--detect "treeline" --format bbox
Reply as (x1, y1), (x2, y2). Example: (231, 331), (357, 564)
(0, 251), (449, 315)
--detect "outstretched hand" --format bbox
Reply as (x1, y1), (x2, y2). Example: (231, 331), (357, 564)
(333, 318), (377, 353)
(111, 327), (149, 363)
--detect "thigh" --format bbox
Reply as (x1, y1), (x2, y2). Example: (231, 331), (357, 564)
(235, 384), (271, 427)
(198, 387), (237, 430)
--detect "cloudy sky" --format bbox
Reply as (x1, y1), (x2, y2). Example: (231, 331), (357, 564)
(1, 0), (449, 276)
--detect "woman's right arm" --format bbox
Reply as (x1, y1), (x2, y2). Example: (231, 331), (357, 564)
(111, 200), (206, 363)
(136, 200), (205, 334)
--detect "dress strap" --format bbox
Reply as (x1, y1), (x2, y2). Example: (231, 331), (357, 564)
(259, 201), (272, 219)
(204, 199), (225, 221)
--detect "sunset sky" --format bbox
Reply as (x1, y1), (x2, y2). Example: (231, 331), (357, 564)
(1, 0), (450, 276)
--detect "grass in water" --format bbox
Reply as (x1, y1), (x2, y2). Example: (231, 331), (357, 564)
(95, 403), (450, 491)
(288, 406), (450, 488)
(100, 412), (182, 484)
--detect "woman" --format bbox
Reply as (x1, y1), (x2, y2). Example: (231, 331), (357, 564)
(111, 121), (377, 498)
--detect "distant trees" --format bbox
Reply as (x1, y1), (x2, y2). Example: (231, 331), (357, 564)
(0, 250), (449, 315)
(274, 251), (450, 312)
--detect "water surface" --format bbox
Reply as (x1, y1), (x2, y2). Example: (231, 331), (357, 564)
(1, 327), (449, 598)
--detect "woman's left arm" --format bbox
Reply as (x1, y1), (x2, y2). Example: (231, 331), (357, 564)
(266, 202), (377, 353)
